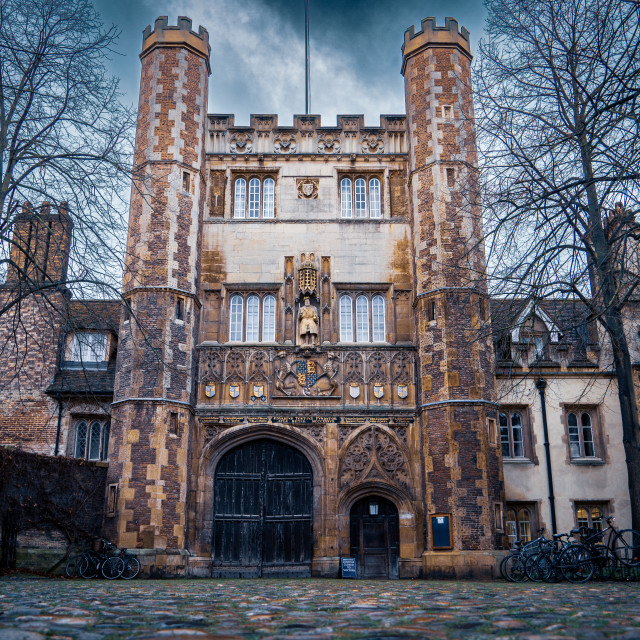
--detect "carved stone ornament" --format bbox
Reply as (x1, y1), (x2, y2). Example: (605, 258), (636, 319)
(274, 134), (297, 154)
(226, 351), (246, 381)
(202, 351), (223, 382)
(340, 425), (411, 494)
(296, 178), (319, 199)
(298, 253), (317, 296)
(361, 134), (384, 154)
(274, 350), (339, 397)
(317, 135), (341, 154)
(229, 132), (253, 154)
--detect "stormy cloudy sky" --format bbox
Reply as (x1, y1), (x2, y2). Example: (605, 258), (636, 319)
(94, 0), (486, 126)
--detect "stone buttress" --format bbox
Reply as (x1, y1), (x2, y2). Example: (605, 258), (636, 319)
(106, 17), (210, 561)
(401, 17), (504, 577)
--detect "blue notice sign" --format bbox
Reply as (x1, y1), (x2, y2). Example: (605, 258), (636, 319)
(341, 556), (357, 578)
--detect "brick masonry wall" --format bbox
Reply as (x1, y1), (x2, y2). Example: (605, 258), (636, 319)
(107, 20), (209, 550)
(0, 289), (67, 454)
(403, 25), (504, 551)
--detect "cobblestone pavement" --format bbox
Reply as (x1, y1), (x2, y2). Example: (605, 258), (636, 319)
(0, 577), (639, 640)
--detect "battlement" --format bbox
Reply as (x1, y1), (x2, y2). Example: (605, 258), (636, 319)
(401, 16), (471, 71)
(141, 16), (211, 72)
(18, 201), (71, 220)
(207, 114), (407, 155)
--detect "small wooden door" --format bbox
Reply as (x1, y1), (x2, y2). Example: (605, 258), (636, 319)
(212, 439), (313, 577)
(350, 496), (399, 579)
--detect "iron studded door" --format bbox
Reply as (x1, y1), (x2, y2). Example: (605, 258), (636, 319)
(212, 439), (313, 577)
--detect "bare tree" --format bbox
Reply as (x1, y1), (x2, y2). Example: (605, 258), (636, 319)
(475, 0), (640, 527)
(0, 0), (135, 307)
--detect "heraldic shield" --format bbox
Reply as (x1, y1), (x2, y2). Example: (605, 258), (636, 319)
(205, 384), (216, 398)
(296, 359), (318, 388)
(397, 385), (408, 399)
(252, 384), (264, 399)
(229, 384), (240, 398)
(373, 385), (384, 399)
(349, 383), (360, 399)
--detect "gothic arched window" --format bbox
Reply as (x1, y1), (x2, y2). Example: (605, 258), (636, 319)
(356, 295), (369, 341)
(234, 178), (246, 218)
(246, 295), (260, 341)
(340, 295), (353, 341)
(248, 178), (261, 218)
(263, 178), (275, 218)
(74, 420), (109, 461)
(341, 178), (353, 218)
(372, 295), (386, 341)
(369, 178), (381, 218)
(229, 294), (244, 341)
(262, 294), (276, 341)
(354, 178), (367, 218)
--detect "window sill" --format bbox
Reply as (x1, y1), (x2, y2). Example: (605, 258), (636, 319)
(570, 457), (606, 466)
(502, 457), (534, 465)
(61, 361), (108, 371)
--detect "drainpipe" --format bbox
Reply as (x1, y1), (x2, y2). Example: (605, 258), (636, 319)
(54, 392), (63, 456)
(535, 378), (557, 535)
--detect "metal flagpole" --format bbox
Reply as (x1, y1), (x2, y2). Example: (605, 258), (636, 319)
(305, 0), (310, 114)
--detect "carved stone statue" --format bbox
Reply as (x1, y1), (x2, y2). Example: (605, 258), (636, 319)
(298, 298), (319, 346)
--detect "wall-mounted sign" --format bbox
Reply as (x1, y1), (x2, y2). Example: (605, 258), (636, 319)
(431, 513), (453, 550)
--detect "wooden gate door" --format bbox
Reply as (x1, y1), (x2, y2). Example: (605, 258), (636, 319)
(212, 439), (313, 578)
(350, 496), (399, 579)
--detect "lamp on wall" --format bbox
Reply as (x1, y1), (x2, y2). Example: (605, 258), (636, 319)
(369, 500), (379, 516)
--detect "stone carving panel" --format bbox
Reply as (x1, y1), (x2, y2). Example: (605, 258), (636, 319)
(249, 350), (269, 381)
(344, 352), (364, 383)
(274, 134), (297, 154)
(296, 178), (319, 199)
(229, 132), (253, 154)
(391, 352), (413, 383)
(361, 134), (384, 154)
(317, 134), (341, 154)
(340, 425), (412, 495)
(368, 351), (387, 383)
(225, 351), (246, 381)
(202, 351), (223, 382)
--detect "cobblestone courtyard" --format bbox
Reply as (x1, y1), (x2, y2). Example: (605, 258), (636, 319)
(0, 578), (639, 640)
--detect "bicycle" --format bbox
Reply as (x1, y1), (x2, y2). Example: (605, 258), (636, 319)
(577, 516), (640, 569)
(525, 531), (577, 583)
(78, 539), (124, 579)
(500, 529), (546, 582)
(578, 524), (617, 579)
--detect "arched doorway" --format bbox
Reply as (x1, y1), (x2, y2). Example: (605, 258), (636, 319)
(350, 496), (399, 579)
(212, 439), (313, 577)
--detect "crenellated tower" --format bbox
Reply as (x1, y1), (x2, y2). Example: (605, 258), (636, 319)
(402, 17), (504, 575)
(106, 17), (210, 552)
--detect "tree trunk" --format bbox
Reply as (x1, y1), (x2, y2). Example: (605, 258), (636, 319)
(0, 521), (17, 569)
(606, 309), (640, 532)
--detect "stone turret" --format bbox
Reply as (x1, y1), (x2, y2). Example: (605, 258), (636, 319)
(402, 17), (504, 577)
(106, 16), (210, 556)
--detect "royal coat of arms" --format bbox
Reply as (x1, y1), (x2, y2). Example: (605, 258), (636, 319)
(204, 384), (216, 398)
(229, 384), (240, 398)
(373, 385), (384, 399)
(296, 359), (318, 387)
(397, 385), (408, 399)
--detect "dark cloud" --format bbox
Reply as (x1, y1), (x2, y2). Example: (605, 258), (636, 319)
(94, 0), (485, 124)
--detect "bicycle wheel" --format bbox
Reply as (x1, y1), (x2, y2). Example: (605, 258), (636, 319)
(101, 556), (124, 579)
(79, 554), (99, 579)
(559, 544), (594, 583)
(121, 556), (140, 580)
(592, 544), (617, 579)
(613, 529), (640, 567)
(65, 554), (82, 578)
(503, 553), (527, 582)
(524, 553), (545, 582)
